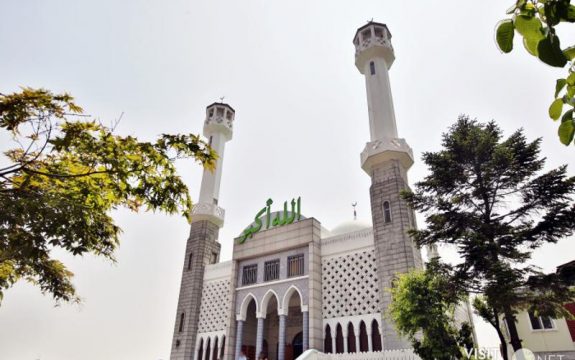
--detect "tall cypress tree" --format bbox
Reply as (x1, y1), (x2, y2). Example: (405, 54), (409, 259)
(403, 116), (575, 352)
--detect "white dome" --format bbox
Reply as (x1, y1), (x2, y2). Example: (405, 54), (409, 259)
(329, 220), (372, 236)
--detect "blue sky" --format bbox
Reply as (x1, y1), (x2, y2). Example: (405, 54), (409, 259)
(1, 1), (574, 359)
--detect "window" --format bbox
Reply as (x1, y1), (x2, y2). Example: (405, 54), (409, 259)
(242, 264), (258, 285)
(374, 27), (384, 38)
(216, 107), (224, 116)
(211, 252), (218, 264)
(528, 311), (554, 330)
(179, 312), (185, 333)
(287, 254), (304, 277)
(187, 253), (193, 270)
(264, 259), (280, 281)
(383, 201), (392, 223)
(361, 29), (371, 40)
(226, 111), (232, 120)
(209, 136), (213, 146)
(370, 61), (375, 75)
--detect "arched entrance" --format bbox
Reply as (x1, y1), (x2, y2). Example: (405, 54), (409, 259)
(261, 291), (279, 360)
(371, 320), (382, 351)
(282, 287), (303, 360)
(241, 298), (258, 360)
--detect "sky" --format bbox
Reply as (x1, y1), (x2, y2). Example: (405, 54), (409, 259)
(1, 1), (575, 359)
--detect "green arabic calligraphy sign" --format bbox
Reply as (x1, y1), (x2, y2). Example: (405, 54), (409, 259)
(239, 197), (301, 244)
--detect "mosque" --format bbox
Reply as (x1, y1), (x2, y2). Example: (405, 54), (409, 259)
(169, 21), (474, 360)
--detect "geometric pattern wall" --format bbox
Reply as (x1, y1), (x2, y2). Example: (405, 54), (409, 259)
(197, 279), (231, 333)
(322, 249), (380, 318)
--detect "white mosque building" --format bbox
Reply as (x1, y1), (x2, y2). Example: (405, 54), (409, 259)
(169, 21), (474, 360)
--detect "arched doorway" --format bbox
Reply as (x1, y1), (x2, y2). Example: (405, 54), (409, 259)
(261, 291), (279, 360)
(283, 287), (303, 360)
(292, 332), (303, 359)
(324, 325), (333, 353)
(212, 337), (219, 360)
(241, 298), (258, 360)
(220, 336), (226, 359)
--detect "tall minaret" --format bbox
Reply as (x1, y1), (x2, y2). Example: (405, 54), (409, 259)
(170, 102), (235, 360)
(353, 22), (423, 350)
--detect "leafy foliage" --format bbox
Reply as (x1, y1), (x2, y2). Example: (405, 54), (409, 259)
(496, 0), (575, 145)
(388, 260), (473, 360)
(0, 88), (216, 304)
(403, 116), (575, 352)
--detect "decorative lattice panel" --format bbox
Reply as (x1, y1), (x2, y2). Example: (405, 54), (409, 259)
(198, 279), (231, 332)
(322, 250), (379, 318)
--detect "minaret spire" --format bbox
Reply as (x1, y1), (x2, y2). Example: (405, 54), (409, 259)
(195, 102), (235, 227)
(354, 21), (422, 351)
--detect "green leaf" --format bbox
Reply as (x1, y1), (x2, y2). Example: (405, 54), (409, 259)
(567, 72), (575, 86)
(555, 79), (567, 97)
(496, 20), (515, 53)
(549, 98), (564, 120)
(538, 34), (568, 67)
(515, 15), (543, 39)
(524, 37), (540, 55)
(558, 119), (575, 145)
(561, 109), (573, 122)
(564, 46), (575, 60)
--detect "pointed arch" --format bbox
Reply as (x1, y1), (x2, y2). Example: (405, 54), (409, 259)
(220, 335), (226, 359)
(212, 336), (219, 360)
(347, 322), (357, 353)
(281, 285), (303, 315)
(324, 324), (333, 353)
(359, 321), (368, 352)
(260, 289), (280, 317)
(197, 337), (204, 360)
(204, 337), (211, 360)
(335, 323), (344, 354)
(238, 292), (259, 320)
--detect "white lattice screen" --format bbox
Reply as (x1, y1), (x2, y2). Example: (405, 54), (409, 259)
(322, 250), (379, 318)
(198, 279), (231, 332)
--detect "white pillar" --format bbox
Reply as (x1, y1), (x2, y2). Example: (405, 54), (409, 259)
(278, 315), (287, 360)
(235, 320), (244, 360)
(255, 317), (265, 359)
(343, 329), (348, 353)
(194, 337), (202, 360)
(355, 333), (361, 353)
(303, 311), (309, 351)
(367, 327), (373, 352)
(330, 326), (335, 353)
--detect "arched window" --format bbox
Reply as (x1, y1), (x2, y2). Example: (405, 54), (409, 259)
(383, 201), (391, 223)
(212, 337), (219, 360)
(347, 323), (356, 353)
(371, 320), (382, 351)
(324, 325), (333, 353)
(197, 338), (204, 360)
(336, 323), (344, 354)
(204, 338), (211, 360)
(370, 61), (376, 75)
(220, 336), (226, 359)
(178, 313), (185, 333)
(359, 321), (369, 352)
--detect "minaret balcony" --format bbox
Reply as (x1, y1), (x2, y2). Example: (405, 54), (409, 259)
(191, 202), (226, 227)
(360, 138), (414, 175)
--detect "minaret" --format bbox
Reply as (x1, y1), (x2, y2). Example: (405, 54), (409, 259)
(170, 102), (235, 360)
(353, 22), (423, 350)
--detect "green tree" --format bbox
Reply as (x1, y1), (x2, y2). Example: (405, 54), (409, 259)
(388, 260), (474, 360)
(472, 296), (509, 360)
(0, 88), (216, 304)
(496, 0), (575, 146)
(403, 116), (575, 354)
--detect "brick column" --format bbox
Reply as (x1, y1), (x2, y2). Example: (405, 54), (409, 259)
(235, 320), (244, 360)
(255, 317), (264, 358)
(302, 310), (309, 351)
(278, 315), (287, 360)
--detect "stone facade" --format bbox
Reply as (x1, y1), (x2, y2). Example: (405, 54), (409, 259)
(171, 220), (221, 360)
(369, 159), (422, 350)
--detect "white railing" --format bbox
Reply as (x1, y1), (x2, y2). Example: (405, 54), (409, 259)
(192, 202), (225, 226)
(297, 349), (420, 360)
